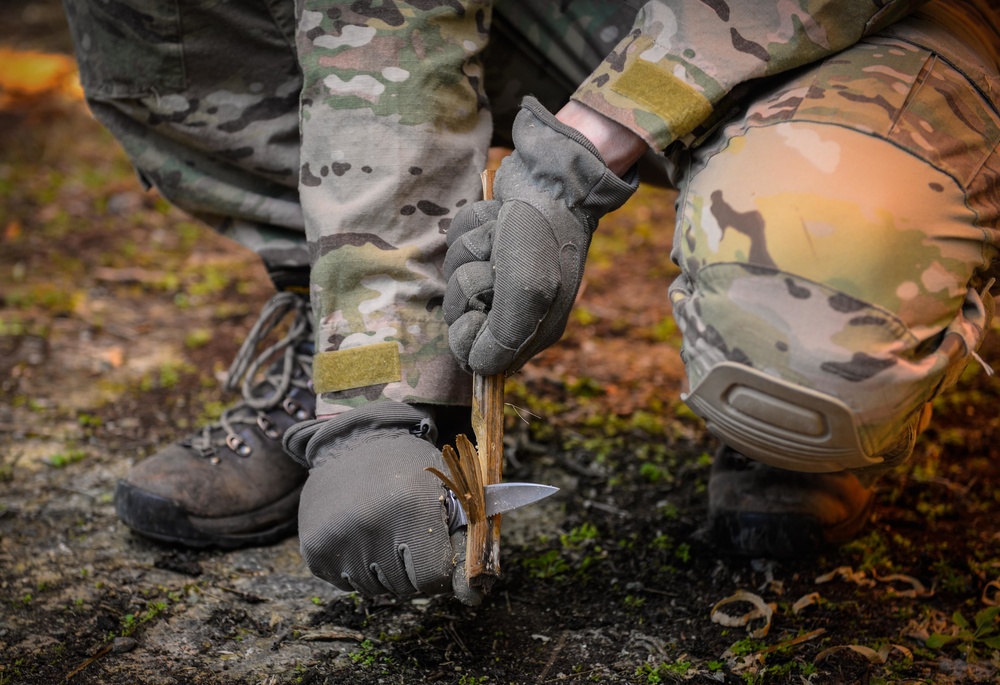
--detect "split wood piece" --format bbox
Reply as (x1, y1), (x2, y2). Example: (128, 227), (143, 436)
(427, 168), (505, 594)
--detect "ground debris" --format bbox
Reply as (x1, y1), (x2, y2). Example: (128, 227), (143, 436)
(815, 565), (876, 587)
(295, 626), (364, 642)
(153, 550), (204, 577)
(2, 13), (999, 683)
(815, 642), (912, 665)
(710, 589), (775, 638)
(112, 636), (137, 654)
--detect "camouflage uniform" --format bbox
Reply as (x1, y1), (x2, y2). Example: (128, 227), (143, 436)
(64, 1), (999, 448)
(663, 2), (1000, 472)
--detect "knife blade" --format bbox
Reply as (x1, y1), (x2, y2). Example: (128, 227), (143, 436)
(445, 482), (559, 534)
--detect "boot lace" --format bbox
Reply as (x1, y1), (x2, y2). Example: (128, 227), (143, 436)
(186, 291), (314, 459)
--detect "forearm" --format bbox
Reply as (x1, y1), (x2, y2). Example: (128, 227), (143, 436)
(574, 0), (930, 151)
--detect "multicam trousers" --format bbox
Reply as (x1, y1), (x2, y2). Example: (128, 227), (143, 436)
(64, 0), (999, 463)
(670, 8), (1000, 472)
(62, 0), (642, 416)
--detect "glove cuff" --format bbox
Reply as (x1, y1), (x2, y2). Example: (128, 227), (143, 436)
(520, 95), (607, 163)
(505, 96), (639, 231)
(283, 401), (435, 468)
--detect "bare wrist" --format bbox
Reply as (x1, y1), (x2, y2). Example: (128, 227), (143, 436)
(555, 100), (649, 177)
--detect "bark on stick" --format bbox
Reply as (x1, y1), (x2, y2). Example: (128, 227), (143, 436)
(428, 169), (504, 594)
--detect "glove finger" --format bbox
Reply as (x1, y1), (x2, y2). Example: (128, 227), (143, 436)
(447, 309), (488, 369)
(448, 199), (501, 247)
(338, 571), (370, 595)
(443, 221), (495, 280)
(443, 260), (494, 324)
(369, 562), (402, 595)
(298, 434), (453, 597)
(449, 529), (484, 607)
(464, 203), (559, 374)
(466, 322), (519, 376)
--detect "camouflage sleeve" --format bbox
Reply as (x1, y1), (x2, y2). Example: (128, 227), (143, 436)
(572, 0), (930, 150)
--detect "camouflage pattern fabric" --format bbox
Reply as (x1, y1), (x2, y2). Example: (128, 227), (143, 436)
(572, 0), (929, 151)
(61, 0), (643, 416)
(64, 0), (998, 440)
(61, 0), (309, 271)
(295, 0), (492, 414)
(669, 14), (1000, 472)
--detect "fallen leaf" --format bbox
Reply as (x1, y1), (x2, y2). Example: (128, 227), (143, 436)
(4, 219), (21, 242)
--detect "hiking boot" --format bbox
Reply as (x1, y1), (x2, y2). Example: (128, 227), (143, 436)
(704, 446), (875, 557)
(115, 291), (314, 549)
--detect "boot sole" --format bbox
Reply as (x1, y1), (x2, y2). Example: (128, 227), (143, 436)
(115, 480), (301, 550)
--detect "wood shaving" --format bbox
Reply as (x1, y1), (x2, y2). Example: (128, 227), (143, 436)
(815, 643), (912, 665)
(815, 565), (875, 587)
(982, 579), (1000, 606)
(874, 572), (933, 598)
(791, 592), (822, 615)
(710, 590), (775, 638)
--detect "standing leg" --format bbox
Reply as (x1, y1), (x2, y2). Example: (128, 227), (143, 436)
(293, 0), (492, 416)
(63, 0), (313, 547)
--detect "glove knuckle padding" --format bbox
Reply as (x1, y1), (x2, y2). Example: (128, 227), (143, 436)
(443, 261), (494, 325)
(447, 310), (487, 367)
(443, 222), (495, 280)
(447, 200), (501, 248)
(288, 403), (455, 597)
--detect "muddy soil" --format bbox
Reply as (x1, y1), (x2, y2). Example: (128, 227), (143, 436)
(2, 3), (999, 684)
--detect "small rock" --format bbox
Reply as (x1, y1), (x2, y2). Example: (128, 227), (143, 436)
(112, 636), (137, 654)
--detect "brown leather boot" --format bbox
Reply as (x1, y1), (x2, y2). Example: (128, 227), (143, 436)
(705, 446), (876, 557)
(115, 291), (313, 548)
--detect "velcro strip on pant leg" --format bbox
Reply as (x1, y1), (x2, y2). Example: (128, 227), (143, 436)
(313, 342), (402, 393)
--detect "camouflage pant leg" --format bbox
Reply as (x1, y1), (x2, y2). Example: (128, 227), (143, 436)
(298, 1), (646, 415)
(295, 0), (494, 415)
(669, 17), (1000, 473)
(62, 0), (308, 272)
(63, 0), (649, 415)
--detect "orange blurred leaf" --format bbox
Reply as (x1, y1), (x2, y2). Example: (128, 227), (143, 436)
(0, 48), (83, 107)
(4, 219), (22, 242)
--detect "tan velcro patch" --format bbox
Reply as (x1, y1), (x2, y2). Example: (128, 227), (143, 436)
(313, 342), (402, 393)
(611, 59), (713, 138)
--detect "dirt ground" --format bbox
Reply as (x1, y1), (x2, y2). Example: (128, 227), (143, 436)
(2, 3), (999, 684)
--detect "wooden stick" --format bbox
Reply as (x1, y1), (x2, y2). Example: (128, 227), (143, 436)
(427, 169), (505, 594)
(466, 169), (505, 591)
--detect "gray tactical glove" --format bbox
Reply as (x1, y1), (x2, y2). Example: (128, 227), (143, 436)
(443, 96), (638, 376)
(283, 402), (481, 605)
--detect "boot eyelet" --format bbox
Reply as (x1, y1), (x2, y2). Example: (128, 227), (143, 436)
(257, 415), (281, 439)
(283, 398), (311, 421)
(410, 418), (433, 439)
(226, 434), (253, 457)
